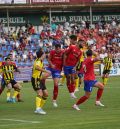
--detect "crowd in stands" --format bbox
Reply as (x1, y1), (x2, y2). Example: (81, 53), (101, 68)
(0, 16), (120, 67)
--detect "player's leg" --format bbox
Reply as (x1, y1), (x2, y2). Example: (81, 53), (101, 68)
(102, 71), (109, 85)
(6, 83), (12, 102)
(75, 74), (79, 92)
(52, 77), (60, 107)
(94, 81), (104, 106)
(78, 73), (83, 87)
(58, 74), (66, 86)
(73, 80), (93, 110)
(40, 89), (48, 109)
(70, 72), (77, 98)
(11, 81), (22, 103)
(31, 77), (46, 115)
(52, 69), (61, 107)
(38, 79), (48, 114)
(73, 91), (91, 111)
(0, 78), (6, 95)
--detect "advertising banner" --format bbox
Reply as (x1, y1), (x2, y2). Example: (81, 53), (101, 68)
(100, 63), (120, 76)
(0, 0), (26, 4)
(31, 0), (94, 4)
(98, 0), (120, 2)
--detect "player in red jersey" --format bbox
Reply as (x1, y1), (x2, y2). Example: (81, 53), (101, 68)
(63, 35), (82, 99)
(73, 49), (104, 111)
(48, 44), (64, 107)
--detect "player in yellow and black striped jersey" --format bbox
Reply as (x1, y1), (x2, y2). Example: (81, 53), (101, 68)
(31, 48), (50, 115)
(1, 57), (22, 103)
(102, 53), (115, 85)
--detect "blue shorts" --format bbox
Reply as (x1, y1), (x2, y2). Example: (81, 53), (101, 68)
(64, 66), (76, 75)
(84, 80), (98, 92)
(47, 68), (61, 78)
(78, 73), (84, 78)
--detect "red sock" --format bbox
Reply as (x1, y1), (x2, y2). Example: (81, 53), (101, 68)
(70, 83), (75, 93)
(16, 94), (20, 100)
(0, 88), (3, 95)
(76, 96), (88, 105)
(53, 84), (58, 100)
(96, 89), (103, 101)
(66, 79), (72, 93)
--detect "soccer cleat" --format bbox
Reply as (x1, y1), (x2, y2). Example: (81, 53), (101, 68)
(70, 93), (77, 99)
(34, 108), (46, 115)
(11, 98), (16, 103)
(95, 101), (104, 107)
(7, 98), (12, 103)
(72, 104), (80, 111)
(53, 101), (58, 108)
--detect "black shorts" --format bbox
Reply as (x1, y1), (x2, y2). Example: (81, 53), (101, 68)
(5, 79), (17, 88)
(31, 77), (46, 91)
(103, 70), (110, 74)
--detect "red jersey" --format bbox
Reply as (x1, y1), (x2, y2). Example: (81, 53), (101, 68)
(83, 57), (95, 81)
(49, 49), (64, 71)
(65, 45), (82, 66)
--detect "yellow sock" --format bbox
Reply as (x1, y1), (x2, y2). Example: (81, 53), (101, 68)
(103, 78), (108, 85)
(7, 89), (11, 99)
(13, 90), (19, 98)
(40, 96), (47, 108)
(61, 75), (66, 84)
(36, 96), (42, 109)
(75, 78), (79, 90)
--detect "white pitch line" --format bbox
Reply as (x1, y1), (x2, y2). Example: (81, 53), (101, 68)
(0, 119), (41, 124)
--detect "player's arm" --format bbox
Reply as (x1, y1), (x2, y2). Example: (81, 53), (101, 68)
(35, 63), (50, 74)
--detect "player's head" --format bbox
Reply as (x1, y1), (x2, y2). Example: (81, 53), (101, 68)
(78, 39), (84, 48)
(69, 35), (77, 45)
(86, 49), (93, 57)
(8, 54), (13, 61)
(55, 44), (61, 53)
(36, 48), (44, 58)
(5, 56), (11, 63)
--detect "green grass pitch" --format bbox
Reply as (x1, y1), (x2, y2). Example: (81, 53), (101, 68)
(0, 76), (120, 129)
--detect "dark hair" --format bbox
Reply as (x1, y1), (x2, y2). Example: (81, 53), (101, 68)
(55, 43), (61, 48)
(86, 49), (93, 56)
(5, 57), (10, 61)
(69, 35), (77, 41)
(36, 48), (44, 58)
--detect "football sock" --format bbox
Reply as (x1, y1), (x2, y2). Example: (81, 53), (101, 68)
(53, 84), (58, 100)
(61, 75), (66, 85)
(40, 96), (47, 108)
(76, 96), (88, 105)
(0, 88), (3, 95)
(96, 89), (104, 101)
(103, 77), (108, 85)
(16, 92), (21, 100)
(7, 89), (11, 99)
(36, 96), (42, 109)
(75, 78), (79, 90)
(66, 79), (72, 93)
(13, 90), (19, 98)
(71, 82), (75, 93)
